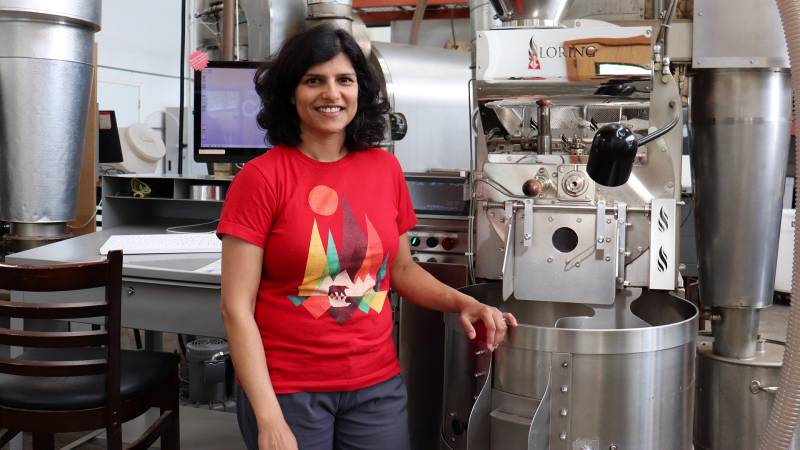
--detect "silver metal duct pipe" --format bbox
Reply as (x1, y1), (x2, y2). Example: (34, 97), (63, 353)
(306, 0), (353, 34)
(690, 69), (791, 359)
(488, 0), (574, 26)
(0, 0), (101, 249)
(242, 0), (306, 61)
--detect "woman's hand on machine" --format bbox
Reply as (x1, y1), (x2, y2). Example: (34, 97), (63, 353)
(457, 296), (518, 351)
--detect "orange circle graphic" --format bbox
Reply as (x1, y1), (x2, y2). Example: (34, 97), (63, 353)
(308, 185), (338, 216)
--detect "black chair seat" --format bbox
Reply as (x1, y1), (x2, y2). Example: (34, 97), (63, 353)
(0, 348), (179, 411)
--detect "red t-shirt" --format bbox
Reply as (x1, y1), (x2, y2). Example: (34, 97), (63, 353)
(217, 145), (416, 393)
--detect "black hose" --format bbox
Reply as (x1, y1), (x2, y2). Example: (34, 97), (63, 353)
(178, 0), (187, 175)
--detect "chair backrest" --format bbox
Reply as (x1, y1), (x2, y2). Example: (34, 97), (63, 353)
(0, 250), (122, 409)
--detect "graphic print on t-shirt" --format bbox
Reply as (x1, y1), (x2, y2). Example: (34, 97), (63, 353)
(287, 184), (390, 325)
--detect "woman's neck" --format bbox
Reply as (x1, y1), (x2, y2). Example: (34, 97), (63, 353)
(297, 130), (347, 162)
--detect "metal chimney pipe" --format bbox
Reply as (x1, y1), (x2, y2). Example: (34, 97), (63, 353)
(306, 0), (353, 34)
(690, 68), (791, 359)
(0, 0), (101, 251)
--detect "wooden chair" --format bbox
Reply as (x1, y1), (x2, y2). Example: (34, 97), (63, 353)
(0, 250), (180, 450)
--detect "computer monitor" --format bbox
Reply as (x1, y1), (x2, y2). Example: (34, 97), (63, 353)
(193, 61), (271, 163)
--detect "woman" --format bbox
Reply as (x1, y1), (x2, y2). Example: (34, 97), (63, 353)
(218, 25), (517, 450)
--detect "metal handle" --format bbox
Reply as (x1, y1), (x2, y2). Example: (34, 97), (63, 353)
(206, 351), (230, 364)
(751, 380), (779, 394)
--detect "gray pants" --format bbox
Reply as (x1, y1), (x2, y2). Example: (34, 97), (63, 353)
(237, 374), (411, 450)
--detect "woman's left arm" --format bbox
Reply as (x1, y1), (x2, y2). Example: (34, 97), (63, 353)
(390, 234), (518, 350)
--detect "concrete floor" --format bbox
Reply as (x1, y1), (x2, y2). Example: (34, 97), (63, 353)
(0, 294), (795, 449)
(2, 406), (244, 450)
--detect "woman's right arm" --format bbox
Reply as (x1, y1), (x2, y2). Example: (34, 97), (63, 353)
(220, 235), (298, 450)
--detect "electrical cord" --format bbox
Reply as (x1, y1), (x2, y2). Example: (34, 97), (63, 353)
(131, 178), (152, 198)
(473, 178), (528, 199)
(67, 199), (103, 230)
(98, 164), (128, 175)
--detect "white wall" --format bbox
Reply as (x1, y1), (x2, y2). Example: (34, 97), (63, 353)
(95, 0), (206, 175)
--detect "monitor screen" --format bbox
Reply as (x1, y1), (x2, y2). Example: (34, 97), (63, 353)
(194, 61), (271, 163)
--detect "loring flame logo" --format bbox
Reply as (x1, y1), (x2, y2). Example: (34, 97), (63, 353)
(528, 35), (541, 70)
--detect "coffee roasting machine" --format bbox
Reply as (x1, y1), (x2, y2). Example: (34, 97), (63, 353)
(438, 0), (800, 449)
(443, 1), (696, 448)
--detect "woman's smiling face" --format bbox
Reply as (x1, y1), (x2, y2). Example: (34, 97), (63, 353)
(294, 52), (359, 139)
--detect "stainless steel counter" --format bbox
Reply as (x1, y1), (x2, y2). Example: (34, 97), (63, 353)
(5, 226), (225, 337)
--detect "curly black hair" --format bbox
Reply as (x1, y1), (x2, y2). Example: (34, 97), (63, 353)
(254, 24), (389, 150)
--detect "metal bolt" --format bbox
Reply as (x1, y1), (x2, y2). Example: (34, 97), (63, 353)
(698, 11), (703, 15)
(606, 218), (611, 224)
(548, 216), (554, 222)
(559, 432), (567, 441)
(605, 256), (611, 261)
(576, 218), (582, 223)
(597, 238), (603, 243)
(561, 385), (568, 393)
(605, 237), (612, 243)
(560, 408), (568, 417)
(637, 246), (643, 252)
(562, 361), (569, 368)
(538, 168), (546, 174)
(127, 286), (136, 296)
(547, 257), (554, 263)
(506, 156), (512, 161)
(524, 233), (532, 240)
(498, 247), (504, 252)
(609, 445), (619, 450)
(552, 172), (558, 177)
(575, 262), (581, 268)
(451, 437), (456, 442)
(449, 412), (457, 417)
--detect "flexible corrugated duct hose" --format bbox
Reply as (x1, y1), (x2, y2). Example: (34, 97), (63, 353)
(762, 3), (800, 448)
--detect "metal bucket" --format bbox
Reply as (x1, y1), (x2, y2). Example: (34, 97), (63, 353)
(441, 283), (698, 450)
(694, 339), (800, 450)
(0, 0), (101, 224)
